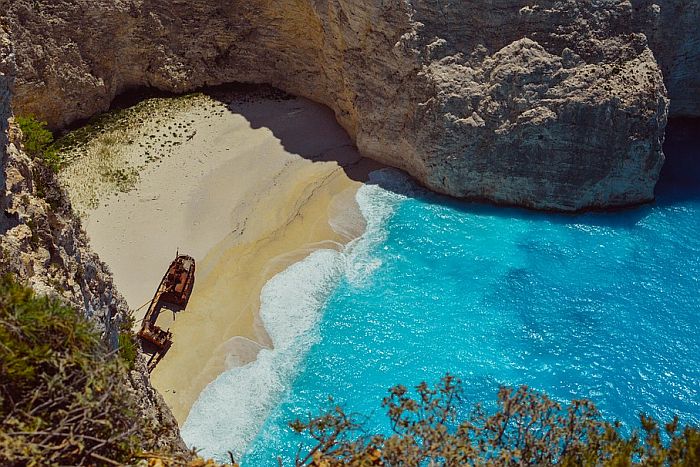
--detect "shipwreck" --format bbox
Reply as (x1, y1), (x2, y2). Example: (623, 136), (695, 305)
(138, 253), (196, 371)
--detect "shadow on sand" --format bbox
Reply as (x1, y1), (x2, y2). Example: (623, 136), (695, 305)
(106, 83), (698, 231)
(204, 83), (385, 182)
(207, 83), (699, 230)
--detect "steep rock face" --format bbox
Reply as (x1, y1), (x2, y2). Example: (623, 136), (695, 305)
(4, 0), (674, 210)
(632, 0), (700, 117)
(0, 26), (187, 455)
(0, 22), (11, 223)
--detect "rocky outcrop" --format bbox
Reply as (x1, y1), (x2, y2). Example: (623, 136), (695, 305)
(0, 23), (12, 230)
(0, 26), (187, 456)
(632, 0), (700, 117)
(2, 1), (687, 210)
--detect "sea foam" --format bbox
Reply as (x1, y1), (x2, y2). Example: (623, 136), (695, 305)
(184, 165), (700, 464)
(181, 249), (343, 460)
(181, 169), (409, 461)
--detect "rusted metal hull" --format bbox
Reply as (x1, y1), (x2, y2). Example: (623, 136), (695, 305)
(159, 255), (196, 307)
(137, 254), (196, 370)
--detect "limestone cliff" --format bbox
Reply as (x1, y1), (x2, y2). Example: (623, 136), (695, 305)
(2, 1), (693, 210)
(0, 25), (187, 455)
(632, 0), (700, 117)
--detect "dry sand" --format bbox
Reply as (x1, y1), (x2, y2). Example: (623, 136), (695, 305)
(60, 88), (381, 423)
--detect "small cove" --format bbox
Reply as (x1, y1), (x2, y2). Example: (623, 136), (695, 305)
(182, 119), (700, 464)
(56, 86), (374, 423)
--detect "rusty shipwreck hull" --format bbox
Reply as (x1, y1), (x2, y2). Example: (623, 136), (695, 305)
(137, 254), (196, 369)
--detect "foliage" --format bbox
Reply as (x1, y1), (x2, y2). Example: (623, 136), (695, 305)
(15, 115), (53, 157)
(291, 375), (700, 466)
(118, 314), (138, 370)
(1, 269), (697, 466)
(15, 115), (62, 172)
(0, 275), (143, 466)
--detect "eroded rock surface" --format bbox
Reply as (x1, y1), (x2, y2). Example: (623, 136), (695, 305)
(0, 25), (187, 455)
(632, 0), (700, 117)
(4, 1), (696, 209)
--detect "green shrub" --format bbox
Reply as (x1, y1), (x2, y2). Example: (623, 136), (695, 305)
(0, 275), (143, 466)
(15, 115), (62, 172)
(118, 314), (138, 370)
(291, 375), (700, 466)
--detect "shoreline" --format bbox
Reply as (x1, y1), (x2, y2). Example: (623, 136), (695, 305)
(58, 89), (381, 423)
(151, 164), (370, 423)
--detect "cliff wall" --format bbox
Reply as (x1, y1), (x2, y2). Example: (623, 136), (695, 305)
(0, 22), (11, 226)
(633, 0), (700, 117)
(3, 1), (694, 210)
(0, 24), (186, 455)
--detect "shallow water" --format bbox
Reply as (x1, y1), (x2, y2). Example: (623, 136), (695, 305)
(183, 125), (700, 464)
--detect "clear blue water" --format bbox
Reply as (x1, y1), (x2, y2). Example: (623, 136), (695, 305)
(183, 129), (700, 464)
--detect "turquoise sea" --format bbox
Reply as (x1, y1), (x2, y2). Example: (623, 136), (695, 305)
(182, 123), (700, 464)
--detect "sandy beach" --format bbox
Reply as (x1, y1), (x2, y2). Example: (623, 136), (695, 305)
(59, 87), (380, 423)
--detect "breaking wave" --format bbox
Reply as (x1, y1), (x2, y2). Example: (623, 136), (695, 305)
(181, 170), (410, 461)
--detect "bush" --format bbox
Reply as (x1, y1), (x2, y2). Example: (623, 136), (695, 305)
(15, 115), (61, 172)
(0, 275), (143, 466)
(291, 375), (700, 466)
(118, 315), (138, 370)
(2, 271), (697, 466)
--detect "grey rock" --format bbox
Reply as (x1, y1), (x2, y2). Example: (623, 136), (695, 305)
(3, 0), (682, 210)
(632, 0), (700, 117)
(0, 24), (187, 455)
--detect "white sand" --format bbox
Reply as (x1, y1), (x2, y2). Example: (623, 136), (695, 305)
(60, 89), (380, 423)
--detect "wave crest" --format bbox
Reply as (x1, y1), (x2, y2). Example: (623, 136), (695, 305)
(181, 169), (409, 461)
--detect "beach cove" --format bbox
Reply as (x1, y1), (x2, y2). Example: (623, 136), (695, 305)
(3, 1), (700, 464)
(183, 122), (700, 464)
(59, 86), (380, 423)
(57, 87), (700, 464)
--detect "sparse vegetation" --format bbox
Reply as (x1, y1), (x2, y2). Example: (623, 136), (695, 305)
(0, 275), (143, 465)
(55, 93), (205, 213)
(118, 314), (138, 370)
(290, 375), (700, 466)
(101, 166), (139, 192)
(16, 115), (61, 172)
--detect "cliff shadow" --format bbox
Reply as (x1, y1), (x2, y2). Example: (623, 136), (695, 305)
(655, 117), (700, 206)
(107, 84), (696, 231)
(206, 84), (698, 229)
(205, 83), (386, 183)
